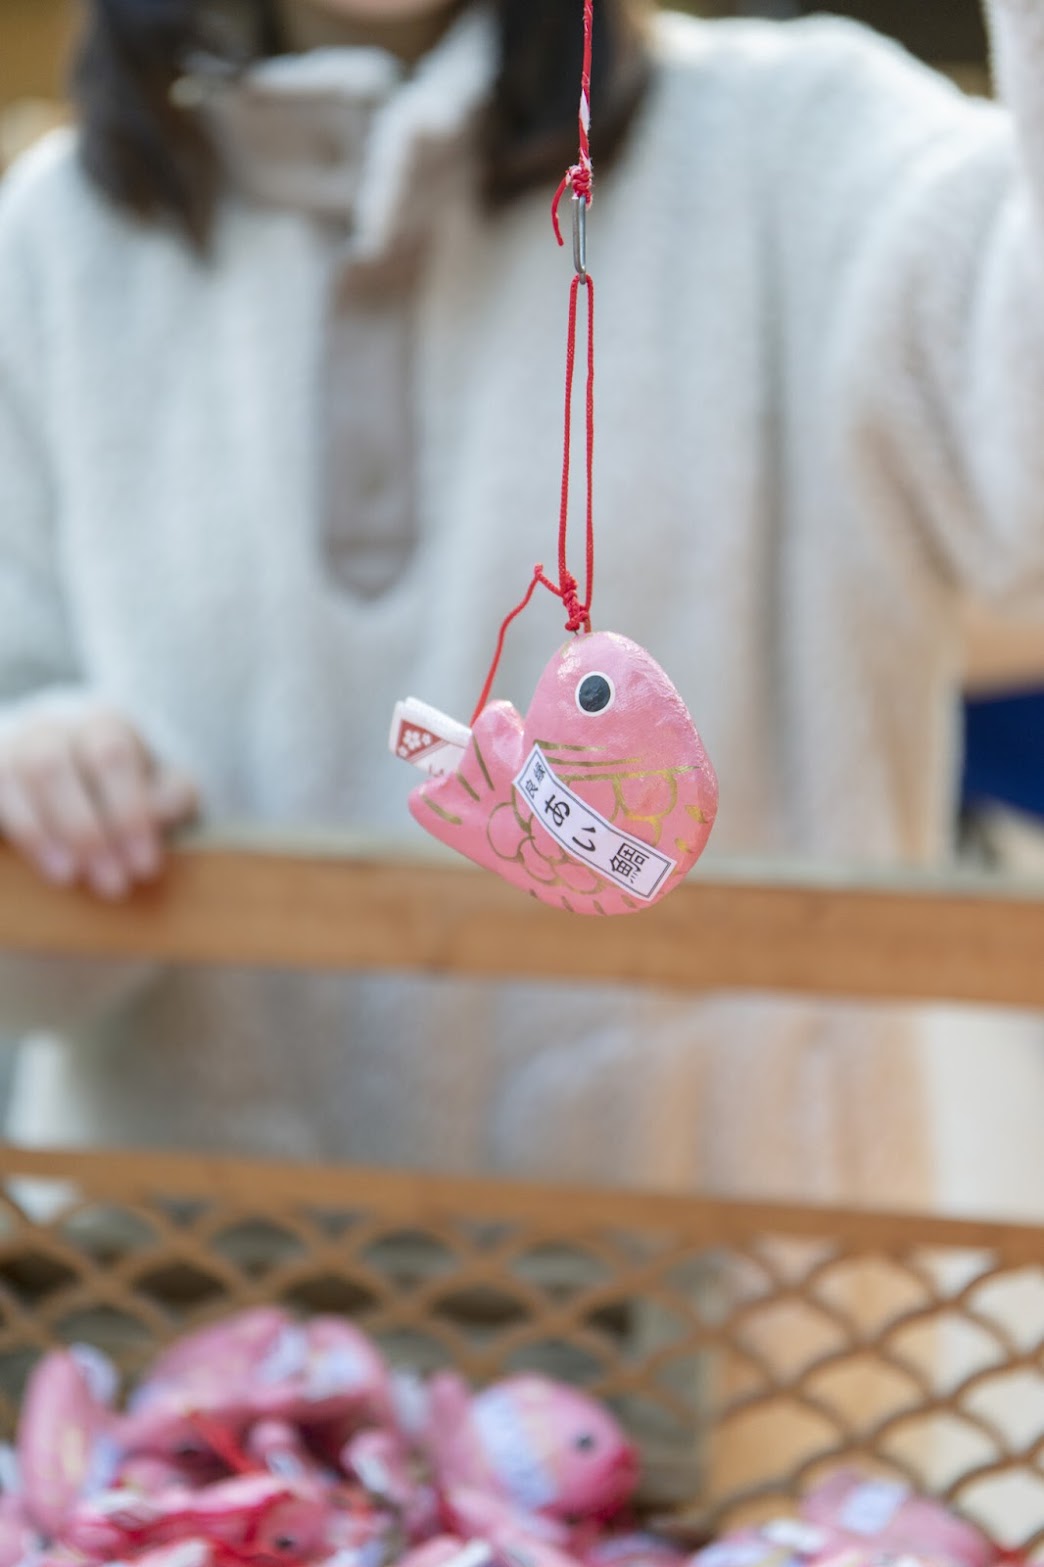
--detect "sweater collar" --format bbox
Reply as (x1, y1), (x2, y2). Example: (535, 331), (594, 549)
(196, 4), (496, 255)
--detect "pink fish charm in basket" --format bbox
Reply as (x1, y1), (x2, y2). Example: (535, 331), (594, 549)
(254, 1318), (393, 1429)
(425, 1373), (638, 1524)
(17, 1347), (120, 1539)
(801, 1475), (996, 1567)
(396, 634), (717, 916)
(65, 1473), (329, 1563)
(144, 1310), (293, 1391)
(119, 1308), (293, 1460)
(122, 1312), (391, 1466)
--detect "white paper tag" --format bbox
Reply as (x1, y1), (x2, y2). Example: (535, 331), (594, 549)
(390, 698), (471, 777)
(445, 1545), (496, 1567)
(351, 1451), (391, 1496)
(697, 1543), (777, 1567)
(472, 1389), (559, 1512)
(391, 1370), (430, 1438)
(762, 1523), (828, 1556)
(840, 1481), (909, 1537)
(257, 1325), (309, 1386)
(306, 1343), (370, 1398)
(513, 745), (675, 900)
(71, 1344), (119, 1407)
(0, 1445), (18, 1498)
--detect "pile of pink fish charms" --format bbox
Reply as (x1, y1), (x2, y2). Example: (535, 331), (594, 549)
(1, 1317), (1018, 1567)
(394, 633), (718, 916)
(0, 1313), (664, 1567)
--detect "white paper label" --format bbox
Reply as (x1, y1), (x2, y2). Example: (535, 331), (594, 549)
(351, 1452), (391, 1496)
(513, 745), (675, 900)
(762, 1523), (827, 1556)
(697, 1543), (776, 1567)
(840, 1481), (909, 1537)
(472, 1389), (558, 1512)
(257, 1325), (309, 1385)
(390, 698), (471, 777)
(307, 1343), (369, 1398)
(445, 1545), (496, 1567)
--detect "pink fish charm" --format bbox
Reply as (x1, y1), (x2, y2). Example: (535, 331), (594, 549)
(121, 1312), (392, 1469)
(404, 634), (717, 916)
(65, 1473), (328, 1563)
(120, 1308), (293, 1461)
(17, 1347), (120, 1538)
(801, 1475), (996, 1567)
(425, 1373), (638, 1525)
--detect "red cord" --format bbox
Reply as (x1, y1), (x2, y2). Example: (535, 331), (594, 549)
(471, 270), (596, 723)
(471, 566), (554, 725)
(472, 0), (597, 719)
(551, 0), (594, 245)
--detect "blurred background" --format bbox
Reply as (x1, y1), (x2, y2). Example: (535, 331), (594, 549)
(0, 0), (993, 172)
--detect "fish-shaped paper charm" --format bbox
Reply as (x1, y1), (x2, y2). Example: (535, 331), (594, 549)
(424, 1372), (639, 1526)
(801, 1473), (995, 1567)
(65, 1473), (330, 1563)
(408, 633), (717, 915)
(18, 1346), (120, 1539)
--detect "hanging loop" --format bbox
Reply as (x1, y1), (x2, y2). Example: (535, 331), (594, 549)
(572, 196), (588, 280)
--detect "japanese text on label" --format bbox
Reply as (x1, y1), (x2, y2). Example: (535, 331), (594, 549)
(513, 745), (675, 900)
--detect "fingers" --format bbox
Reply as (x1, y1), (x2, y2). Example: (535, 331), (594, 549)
(75, 717), (159, 885)
(0, 712), (199, 901)
(0, 754), (77, 886)
(1, 721), (132, 898)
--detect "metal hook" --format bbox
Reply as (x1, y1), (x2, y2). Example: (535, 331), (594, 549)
(572, 196), (588, 279)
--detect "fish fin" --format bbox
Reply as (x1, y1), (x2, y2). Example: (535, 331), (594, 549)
(409, 702), (523, 857)
(422, 797), (464, 827)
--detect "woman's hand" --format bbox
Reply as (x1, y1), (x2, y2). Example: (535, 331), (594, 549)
(0, 710), (198, 899)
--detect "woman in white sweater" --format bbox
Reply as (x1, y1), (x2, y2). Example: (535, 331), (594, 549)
(0, 0), (1043, 1205)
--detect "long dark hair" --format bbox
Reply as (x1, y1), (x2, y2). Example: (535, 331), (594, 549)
(72, 0), (650, 250)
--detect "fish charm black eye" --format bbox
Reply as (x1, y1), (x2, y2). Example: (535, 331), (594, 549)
(574, 1432), (597, 1452)
(576, 673), (614, 714)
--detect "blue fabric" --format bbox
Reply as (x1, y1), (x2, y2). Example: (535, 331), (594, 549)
(962, 691), (1044, 818)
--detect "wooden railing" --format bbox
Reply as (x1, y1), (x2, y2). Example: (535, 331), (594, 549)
(1, 837), (1043, 1008)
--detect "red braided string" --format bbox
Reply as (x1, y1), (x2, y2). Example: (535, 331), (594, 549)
(472, 0), (597, 718)
(551, 0), (594, 245)
(471, 271), (596, 722)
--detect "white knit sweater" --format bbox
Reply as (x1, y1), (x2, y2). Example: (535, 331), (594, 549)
(1, 4), (1043, 1205)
